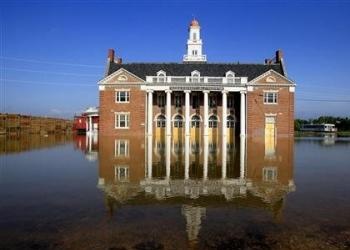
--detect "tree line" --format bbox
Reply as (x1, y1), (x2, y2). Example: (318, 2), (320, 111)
(295, 116), (350, 131)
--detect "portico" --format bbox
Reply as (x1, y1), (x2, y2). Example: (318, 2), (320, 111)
(143, 86), (247, 139)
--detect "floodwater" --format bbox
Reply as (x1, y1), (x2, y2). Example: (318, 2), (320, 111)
(0, 134), (349, 250)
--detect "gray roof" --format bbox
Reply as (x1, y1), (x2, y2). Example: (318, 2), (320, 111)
(107, 62), (284, 81)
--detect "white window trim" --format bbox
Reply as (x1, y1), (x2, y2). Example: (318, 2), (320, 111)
(263, 91), (278, 105)
(115, 112), (130, 129)
(114, 139), (130, 157)
(262, 167), (278, 182)
(115, 89), (130, 103)
(157, 70), (166, 83)
(114, 165), (129, 182)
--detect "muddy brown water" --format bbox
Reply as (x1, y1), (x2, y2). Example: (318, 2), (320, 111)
(0, 134), (349, 249)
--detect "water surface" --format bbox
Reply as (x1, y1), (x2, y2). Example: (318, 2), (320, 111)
(0, 134), (349, 249)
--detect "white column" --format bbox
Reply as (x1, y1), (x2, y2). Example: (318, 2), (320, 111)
(240, 136), (246, 179)
(88, 131), (92, 152)
(147, 135), (153, 179)
(222, 91), (228, 137)
(240, 91), (246, 136)
(166, 135), (171, 179)
(203, 135), (208, 180)
(185, 135), (190, 179)
(185, 90), (191, 136)
(166, 90), (172, 136)
(222, 134), (227, 179)
(203, 91), (209, 136)
(147, 90), (153, 135)
(89, 116), (92, 133)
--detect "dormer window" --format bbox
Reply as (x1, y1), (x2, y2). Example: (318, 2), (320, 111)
(191, 70), (200, 83)
(157, 70), (166, 83)
(226, 71), (235, 83)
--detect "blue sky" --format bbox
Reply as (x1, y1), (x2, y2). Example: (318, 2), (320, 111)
(1, 0), (350, 119)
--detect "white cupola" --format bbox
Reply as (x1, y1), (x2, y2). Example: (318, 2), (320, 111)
(183, 19), (207, 63)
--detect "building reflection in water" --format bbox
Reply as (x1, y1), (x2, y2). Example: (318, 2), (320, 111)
(94, 133), (295, 245)
(74, 133), (99, 161)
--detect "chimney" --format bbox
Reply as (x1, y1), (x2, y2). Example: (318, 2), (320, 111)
(117, 57), (122, 64)
(275, 49), (283, 63)
(108, 49), (115, 62)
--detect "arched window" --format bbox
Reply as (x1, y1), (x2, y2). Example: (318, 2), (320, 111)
(156, 115), (166, 128)
(191, 115), (200, 128)
(209, 115), (218, 128)
(191, 71), (200, 83)
(157, 71), (166, 83)
(226, 71), (235, 84)
(227, 115), (235, 128)
(173, 115), (183, 128)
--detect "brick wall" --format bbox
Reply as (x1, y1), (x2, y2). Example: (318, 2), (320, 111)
(247, 87), (294, 137)
(99, 85), (146, 136)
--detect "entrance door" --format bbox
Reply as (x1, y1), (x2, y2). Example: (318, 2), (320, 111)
(265, 116), (276, 137)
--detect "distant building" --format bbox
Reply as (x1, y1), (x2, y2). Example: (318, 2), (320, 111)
(300, 123), (337, 132)
(73, 107), (99, 134)
(98, 19), (295, 138)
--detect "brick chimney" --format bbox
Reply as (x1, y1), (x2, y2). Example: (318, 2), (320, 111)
(117, 57), (122, 64)
(275, 49), (283, 63)
(108, 49), (115, 62)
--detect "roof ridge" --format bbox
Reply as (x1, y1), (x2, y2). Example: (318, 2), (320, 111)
(112, 62), (278, 66)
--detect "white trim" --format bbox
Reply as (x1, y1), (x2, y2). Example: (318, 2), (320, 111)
(289, 86), (295, 92)
(114, 139), (130, 157)
(98, 68), (145, 84)
(262, 167), (278, 182)
(263, 89), (279, 93)
(191, 70), (200, 76)
(115, 90), (130, 103)
(141, 85), (170, 91)
(190, 113), (202, 121)
(117, 75), (128, 81)
(225, 70), (235, 77)
(248, 69), (295, 85)
(154, 113), (166, 121)
(157, 70), (166, 76)
(114, 165), (130, 182)
(208, 113), (220, 122)
(114, 112), (130, 129)
(172, 113), (185, 121)
(263, 91), (278, 105)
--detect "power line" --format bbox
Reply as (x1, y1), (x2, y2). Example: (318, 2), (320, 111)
(297, 98), (350, 103)
(1, 67), (100, 77)
(4, 79), (96, 87)
(0, 56), (104, 68)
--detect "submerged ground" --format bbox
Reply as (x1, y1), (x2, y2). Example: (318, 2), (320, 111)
(0, 135), (349, 249)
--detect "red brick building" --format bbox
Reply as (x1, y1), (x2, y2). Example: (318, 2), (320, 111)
(98, 19), (295, 138)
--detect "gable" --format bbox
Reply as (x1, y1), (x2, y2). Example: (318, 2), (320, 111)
(249, 70), (295, 85)
(99, 68), (144, 84)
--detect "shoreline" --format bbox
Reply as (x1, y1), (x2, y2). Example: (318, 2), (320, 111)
(295, 131), (350, 137)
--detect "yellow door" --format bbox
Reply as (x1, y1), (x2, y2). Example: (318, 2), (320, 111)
(265, 116), (276, 137)
(155, 127), (165, 140)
